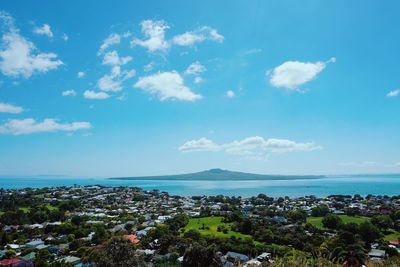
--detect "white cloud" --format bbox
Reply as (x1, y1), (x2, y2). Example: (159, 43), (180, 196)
(193, 76), (203, 84)
(131, 20), (170, 53)
(0, 118), (91, 135)
(179, 137), (220, 152)
(83, 90), (110, 100)
(102, 50), (132, 66)
(269, 58), (335, 90)
(226, 90), (235, 98)
(0, 31), (63, 78)
(134, 71), (202, 101)
(144, 62), (154, 72)
(0, 102), (24, 113)
(62, 89), (76, 96)
(98, 66), (135, 92)
(62, 33), (68, 42)
(184, 61), (206, 75)
(387, 89), (400, 97)
(33, 24), (53, 38)
(172, 26), (224, 46)
(98, 33), (120, 54)
(77, 71), (85, 78)
(179, 136), (322, 156)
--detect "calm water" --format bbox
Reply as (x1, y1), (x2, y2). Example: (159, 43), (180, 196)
(0, 175), (399, 197)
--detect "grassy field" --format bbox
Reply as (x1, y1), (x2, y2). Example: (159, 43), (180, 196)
(307, 215), (370, 229)
(384, 231), (400, 241)
(185, 216), (255, 240)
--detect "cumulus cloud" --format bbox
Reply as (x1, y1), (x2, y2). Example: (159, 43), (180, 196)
(77, 71), (85, 78)
(172, 26), (224, 46)
(98, 66), (135, 92)
(226, 90), (235, 98)
(179, 136), (322, 157)
(0, 33), (63, 78)
(269, 58), (335, 90)
(33, 24), (53, 38)
(62, 89), (76, 96)
(134, 71), (202, 101)
(0, 102), (24, 113)
(179, 137), (220, 152)
(0, 13), (63, 78)
(98, 33), (120, 54)
(83, 90), (110, 100)
(184, 61), (206, 75)
(387, 89), (400, 97)
(131, 20), (170, 53)
(0, 118), (91, 135)
(102, 50), (132, 66)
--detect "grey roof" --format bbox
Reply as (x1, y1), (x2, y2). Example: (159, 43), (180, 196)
(26, 240), (44, 247)
(368, 249), (386, 258)
(226, 251), (249, 262)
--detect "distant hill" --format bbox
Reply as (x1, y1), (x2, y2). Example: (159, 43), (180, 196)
(109, 169), (325, 181)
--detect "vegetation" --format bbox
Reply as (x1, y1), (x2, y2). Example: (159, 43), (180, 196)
(184, 216), (254, 240)
(307, 215), (370, 229)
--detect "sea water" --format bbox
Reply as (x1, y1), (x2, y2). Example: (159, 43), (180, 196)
(0, 175), (399, 197)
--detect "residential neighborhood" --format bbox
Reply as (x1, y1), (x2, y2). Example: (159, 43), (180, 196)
(0, 186), (399, 266)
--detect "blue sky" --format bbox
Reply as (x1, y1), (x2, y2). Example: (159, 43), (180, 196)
(0, 0), (400, 177)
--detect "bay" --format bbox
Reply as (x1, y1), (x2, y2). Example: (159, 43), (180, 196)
(0, 175), (399, 197)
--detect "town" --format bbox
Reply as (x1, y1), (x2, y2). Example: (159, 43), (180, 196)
(0, 186), (399, 267)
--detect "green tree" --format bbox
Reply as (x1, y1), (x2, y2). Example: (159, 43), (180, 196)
(322, 214), (342, 229)
(183, 244), (221, 267)
(90, 237), (141, 267)
(359, 221), (381, 244)
(371, 215), (393, 230)
(311, 204), (330, 217)
(288, 210), (307, 224)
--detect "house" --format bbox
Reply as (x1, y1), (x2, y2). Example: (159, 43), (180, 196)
(388, 240), (400, 247)
(0, 258), (34, 266)
(59, 256), (81, 265)
(136, 229), (148, 237)
(257, 252), (271, 262)
(122, 234), (140, 245)
(35, 244), (49, 250)
(6, 244), (20, 250)
(225, 251), (249, 264)
(368, 249), (386, 261)
(21, 252), (36, 262)
(25, 240), (44, 249)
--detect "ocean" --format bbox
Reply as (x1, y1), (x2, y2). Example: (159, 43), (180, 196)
(0, 174), (399, 197)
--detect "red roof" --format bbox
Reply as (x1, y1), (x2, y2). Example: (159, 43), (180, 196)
(389, 240), (400, 245)
(0, 258), (22, 265)
(122, 234), (140, 245)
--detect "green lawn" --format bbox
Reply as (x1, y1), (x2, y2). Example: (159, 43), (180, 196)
(307, 215), (370, 229)
(185, 216), (254, 240)
(384, 231), (400, 241)
(46, 204), (58, 211)
(19, 207), (31, 213)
